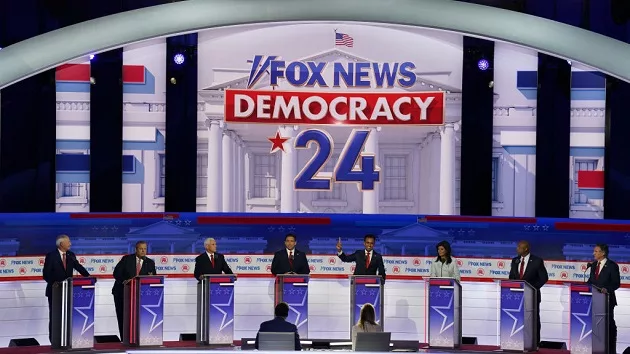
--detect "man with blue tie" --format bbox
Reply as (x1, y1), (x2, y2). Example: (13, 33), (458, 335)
(271, 234), (310, 275)
(255, 302), (301, 351)
(42, 234), (91, 343)
(336, 234), (386, 282)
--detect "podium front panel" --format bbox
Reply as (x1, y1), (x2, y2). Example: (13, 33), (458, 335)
(275, 276), (309, 339)
(71, 278), (96, 349)
(138, 277), (164, 346)
(208, 277), (235, 344)
(350, 277), (383, 330)
(428, 278), (460, 348)
(499, 281), (528, 351)
(570, 284), (594, 354)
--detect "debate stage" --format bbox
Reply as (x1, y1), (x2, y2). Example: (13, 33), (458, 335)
(0, 341), (571, 354)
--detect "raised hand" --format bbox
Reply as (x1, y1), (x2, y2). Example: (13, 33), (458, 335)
(336, 237), (342, 252)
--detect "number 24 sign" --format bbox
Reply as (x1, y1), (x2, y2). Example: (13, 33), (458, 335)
(293, 129), (381, 191)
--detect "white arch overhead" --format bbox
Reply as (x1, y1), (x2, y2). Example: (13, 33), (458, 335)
(0, 0), (629, 89)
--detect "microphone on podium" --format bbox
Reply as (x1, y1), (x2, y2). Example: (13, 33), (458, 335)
(583, 261), (594, 282)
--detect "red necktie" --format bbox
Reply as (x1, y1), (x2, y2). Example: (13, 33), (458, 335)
(595, 262), (600, 280)
(366, 252), (371, 269)
(211, 254), (215, 268)
(289, 251), (293, 268)
(136, 258), (141, 275)
(62, 253), (67, 270)
(519, 257), (525, 279)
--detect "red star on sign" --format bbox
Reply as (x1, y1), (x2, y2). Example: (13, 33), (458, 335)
(268, 130), (290, 153)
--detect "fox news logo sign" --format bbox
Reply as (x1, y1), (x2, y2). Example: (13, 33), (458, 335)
(246, 55), (417, 89)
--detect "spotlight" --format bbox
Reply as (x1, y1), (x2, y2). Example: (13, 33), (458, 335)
(173, 53), (185, 65)
(477, 59), (490, 71)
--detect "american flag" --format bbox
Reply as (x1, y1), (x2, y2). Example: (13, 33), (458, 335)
(335, 32), (354, 47)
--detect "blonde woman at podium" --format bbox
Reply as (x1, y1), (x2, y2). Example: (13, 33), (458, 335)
(351, 304), (383, 350)
(429, 241), (461, 281)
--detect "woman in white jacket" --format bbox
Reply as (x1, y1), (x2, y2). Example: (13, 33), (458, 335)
(429, 240), (461, 281)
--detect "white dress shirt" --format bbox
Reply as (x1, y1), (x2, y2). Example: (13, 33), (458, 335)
(206, 252), (215, 262)
(286, 249), (295, 258)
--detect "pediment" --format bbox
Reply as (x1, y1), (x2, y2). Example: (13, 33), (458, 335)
(199, 47), (461, 94)
(126, 221), (200, 235)
(379, 223), (450, 238)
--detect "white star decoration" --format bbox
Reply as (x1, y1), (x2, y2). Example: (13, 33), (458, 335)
(211, 290), (235, 331)
(141, 290), (164, 333)
(73, 293), (95, 335)
(431, 293), (455, 334)
(502, 296), (524, 337)
(572, 301), (592, 342)
(287, 289), (308, 329)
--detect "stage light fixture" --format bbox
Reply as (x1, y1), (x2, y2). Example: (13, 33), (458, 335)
(477, 59), (490, 71)
(174, 53), (185, 65)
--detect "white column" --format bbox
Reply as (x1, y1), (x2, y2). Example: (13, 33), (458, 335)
(439, 123), (456, 215)
(244, 151), (251, 211)
(240, 142), (247, 212)
(280, 125), (298, 213)
(236, 138), (245, 212)
(362, 127), (380, 214)
(206, 119), (223, 212)
(231, 135), (239, 211)
(222, 130), (234, 211)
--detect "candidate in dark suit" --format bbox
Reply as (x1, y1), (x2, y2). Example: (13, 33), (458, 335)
(255, 302), (301, 351)
(337, 234), (386, 282)
(508, 240), (548, 346)
(112, 241), (157, 340)
(271, 234), (310, 275)
(42, 234), (91, 342)
(194, 238), (234, 280)
(587, 243), (620, 353)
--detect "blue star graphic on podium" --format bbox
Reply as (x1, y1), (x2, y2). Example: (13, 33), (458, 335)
(502, 294), (524, 336)
(431, 292), (454, 334)
(73, 293), (95, 335)
(211, 290), (235, 331)
(141, 290), (164, 333)
(572, 300), (592, 341)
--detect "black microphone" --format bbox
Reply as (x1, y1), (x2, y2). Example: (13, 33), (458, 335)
(583, 261), (594, 282)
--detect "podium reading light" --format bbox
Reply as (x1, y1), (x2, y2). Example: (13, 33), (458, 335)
(174, 53), (185, 65)
(477, 59), (489, 71)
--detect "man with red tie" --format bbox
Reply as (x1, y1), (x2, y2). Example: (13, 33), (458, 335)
(271, 234), (310, 275)
(587, 243), (620, 353)
(508, 240), (548, 347)
(336, 234), (386, 282)
(194, 238), (234, 281)
(112, 241), (157, 340)
(43, 234), (91, 343)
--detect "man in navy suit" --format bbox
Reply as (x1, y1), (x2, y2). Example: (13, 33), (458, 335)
(271, 234), (310, 275)
(587, 243), (620, 353)
(336, 234), (386, 282)
(112, 241), (157, 340)
(508, 240), (548, 346)
(255, 302), (301, 351)
(42, 234), (91, 342)
(194, 238), (234, 280)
